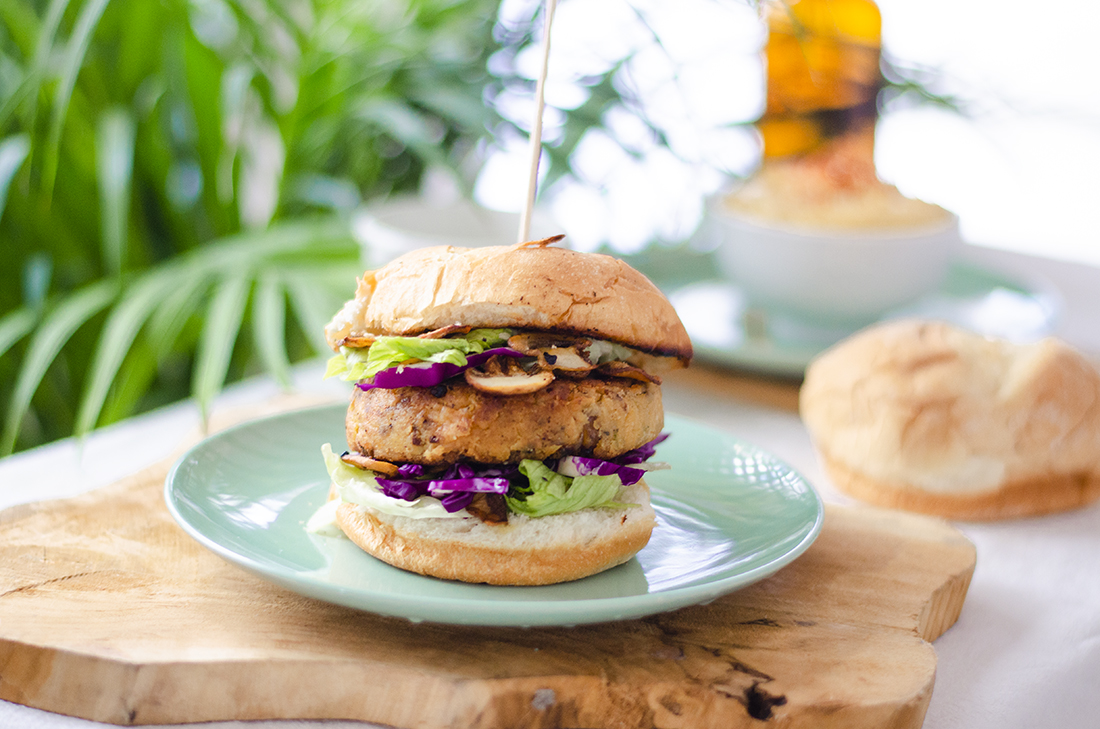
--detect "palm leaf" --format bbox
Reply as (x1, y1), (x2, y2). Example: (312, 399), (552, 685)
(0, 0), (71, 129)
(192, 274), (251, 422)
(251, 270), (291, 389)
(1, 279), (117, 455)
(97, 338), (159, 426)
(73, 267), (178, 437)
(0, 2), (40, 58)
(95, 107), (136, 276)
(146, 268), (214, 359)
(283, 271), (348, 355)
(0, 134), (31, 222)
(41, 0), (112, 200)
(216, 63), (255, 204)
(185, 216), (353, 271)
(0, 307), (37, 360)
(357, 98), (452, 171)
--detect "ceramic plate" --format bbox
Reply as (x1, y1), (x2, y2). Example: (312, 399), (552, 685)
(670, 258), (1061, 378)
(165, 405), (823, 627)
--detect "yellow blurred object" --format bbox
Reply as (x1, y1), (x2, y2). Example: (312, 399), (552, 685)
(759, 0), (882, 160)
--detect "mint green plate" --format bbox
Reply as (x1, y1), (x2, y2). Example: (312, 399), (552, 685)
(165, 405), (823, 627)
(670, 258), (1061, 378)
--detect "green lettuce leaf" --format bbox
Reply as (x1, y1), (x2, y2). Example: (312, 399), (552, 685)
(506, 459), (631, 517)
(323, 328), (512, 382)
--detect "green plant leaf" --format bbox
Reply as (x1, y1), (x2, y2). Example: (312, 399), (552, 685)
(283, 272), (346, 355)
(1, 279), (117, 455)
(192, 274), (251, 422)
(95, 107), (136, 276)
(0, 307), (37, 361)
(74, 268), (177, 437)
(0, 134), (31, 222)
(216, 63), (255, 204)
(146, 267), (213, 359)
(251, 270), (291, 389)
(358, 98), (450, 171)
(41, 0), (112, 200)
(0, 1), (40, 59)
(0, 0), (70, 130)
(98, 338), (160, 426)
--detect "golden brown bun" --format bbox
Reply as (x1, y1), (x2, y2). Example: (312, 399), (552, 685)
(800, 319), (1100, 520)
(324, 244), (692, 364)
(347, 377), (663, 464)
(333, 481), (656, 585)
(820, 453), (1100, 521)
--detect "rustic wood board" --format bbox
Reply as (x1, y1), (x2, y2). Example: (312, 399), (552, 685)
(0, 408), (975, 729)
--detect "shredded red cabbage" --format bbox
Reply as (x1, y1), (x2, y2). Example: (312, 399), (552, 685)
(556, 456), (647, 486)
(439, 491), (475, 512)
(371, 434), (668, 512)
(614, 433), (669, 464)
(397, 463), (425, 479)
(553, 433), (669, 485)
(376, 478), (427, 502)
(426, 477), (510, 497)
(357, 348), (525, 391)
(375, 462), (514, 513)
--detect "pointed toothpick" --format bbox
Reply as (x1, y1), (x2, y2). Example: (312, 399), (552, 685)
(517, 0), (558, 245)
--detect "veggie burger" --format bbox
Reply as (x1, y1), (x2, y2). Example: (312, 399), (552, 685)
(309, 236), (692, 585)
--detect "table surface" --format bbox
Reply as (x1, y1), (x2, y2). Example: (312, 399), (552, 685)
(2, 243), (1098, 729)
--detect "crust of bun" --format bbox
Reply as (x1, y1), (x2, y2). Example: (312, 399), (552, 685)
(324, 244), (692, 363)
(333, 481), (656, 585)
(821, 453), (1100, 521)
(800, 319), (1100, 520)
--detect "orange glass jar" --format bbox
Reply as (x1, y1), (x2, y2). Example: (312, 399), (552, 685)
(758, 0), (883, 161)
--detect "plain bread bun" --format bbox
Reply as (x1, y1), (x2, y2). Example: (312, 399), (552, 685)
(324, 244), (692, 364)
(800, 319), (1100, 520)
(334, 481), (656, 585)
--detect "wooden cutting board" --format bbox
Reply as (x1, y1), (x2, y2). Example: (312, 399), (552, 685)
(0, 403), (975, 729)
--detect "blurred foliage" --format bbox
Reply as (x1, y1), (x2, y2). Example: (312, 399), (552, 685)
(0, 0), (967, 456)
(0, 0), (566, 455)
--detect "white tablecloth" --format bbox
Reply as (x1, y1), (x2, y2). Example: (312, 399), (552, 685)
(1, 244), (1097, 729)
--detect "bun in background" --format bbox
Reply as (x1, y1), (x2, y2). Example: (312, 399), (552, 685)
(800, 319), (1100, 520)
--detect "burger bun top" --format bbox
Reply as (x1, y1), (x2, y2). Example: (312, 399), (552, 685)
(325, 242), (693, 364)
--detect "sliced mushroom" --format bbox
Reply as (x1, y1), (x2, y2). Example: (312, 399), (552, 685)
(465, 355), (554, 395)
(338, 335), (376, 349)
(465, 493), (509, 525)
(341, 452), (401, 477)
(418, 324), (472, 339)
(507, 333), (596, 373)
(595, 361), (662, 384)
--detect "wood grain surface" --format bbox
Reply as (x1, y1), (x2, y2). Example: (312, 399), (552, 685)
(0, 402), (975, 729)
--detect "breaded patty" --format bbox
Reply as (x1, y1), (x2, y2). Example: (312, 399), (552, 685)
(346, 376), (663, 464)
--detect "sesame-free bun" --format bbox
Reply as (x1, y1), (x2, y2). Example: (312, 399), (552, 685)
(334, 481), (656, 585)
(800, 319), (1100, 520)
(324, 243), (693, 364)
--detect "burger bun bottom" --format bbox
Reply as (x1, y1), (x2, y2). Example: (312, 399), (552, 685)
(822, 453), (1100, 521)
(334, 481), (656, 585)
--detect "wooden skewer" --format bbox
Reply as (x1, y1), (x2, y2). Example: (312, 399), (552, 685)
(517, 0), (558, 245)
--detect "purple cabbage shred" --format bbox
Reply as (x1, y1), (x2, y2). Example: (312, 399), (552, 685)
(356, 348), (524, 391)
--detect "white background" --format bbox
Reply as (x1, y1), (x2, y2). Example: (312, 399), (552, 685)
(478, 0), (1100, 266)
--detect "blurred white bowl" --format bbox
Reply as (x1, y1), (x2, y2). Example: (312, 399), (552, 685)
(711, 207), (962, 327)
(353, 197), (559, 268)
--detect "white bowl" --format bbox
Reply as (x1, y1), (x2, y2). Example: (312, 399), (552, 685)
(353, 197), (558, 268)
(710, 207), (962, 327)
